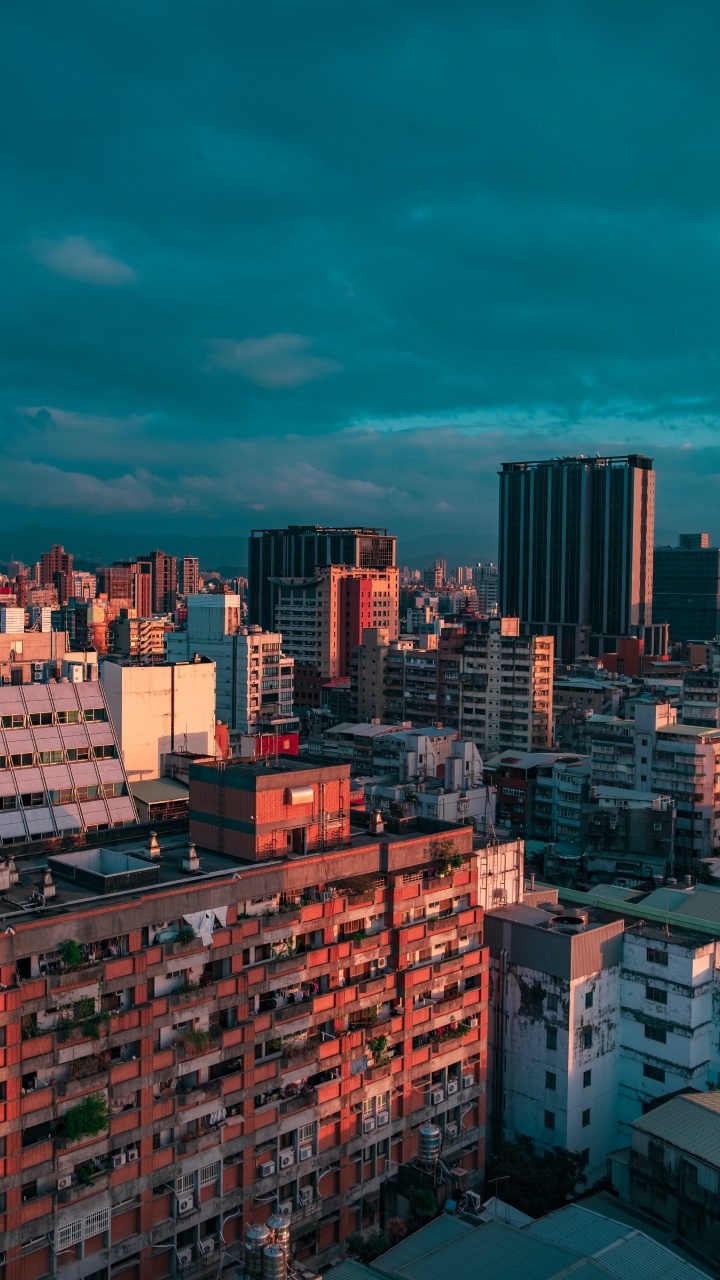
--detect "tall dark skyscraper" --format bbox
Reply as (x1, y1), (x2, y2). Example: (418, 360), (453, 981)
(498, 454), (655, 662)
(654, 533), (720, 642)
(248, 525), (396, 630)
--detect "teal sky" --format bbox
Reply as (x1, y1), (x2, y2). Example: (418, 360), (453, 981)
(4, 2), (720, 547)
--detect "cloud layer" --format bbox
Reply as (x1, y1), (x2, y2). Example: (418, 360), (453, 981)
(3, 2), (720, 550)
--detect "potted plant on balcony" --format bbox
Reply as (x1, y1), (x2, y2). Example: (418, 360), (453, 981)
(368, 1034), (391, 1067)
(60, 939), (83, 970)
(431, 838), (463, 877)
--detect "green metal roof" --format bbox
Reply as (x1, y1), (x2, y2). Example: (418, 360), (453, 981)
(372, 1215), (473, 1275)
(632, 1091), (720, 1166)
(129, 777), (189, 805)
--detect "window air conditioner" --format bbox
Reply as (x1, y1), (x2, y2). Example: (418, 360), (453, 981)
(57, 1174), (74, 1190)
(177, 1194), (195, 1216)
(376, 1110), (389, 1126)
(112, 1153), (127, 1168)
(462, 1074), (474, 1089)
(177, 1247), (193, 1268)
(299, 1145), (312, 1161)
(279, 1150), (295, 1169)
(260, 1160), (276, 1177)
(446, 1080), (458, 1095)
(297, 1187), (314, 1207)
(445, 1123), (458, 1141)
(363, 1116), (376, 1133)
(466, 1016), (478, 1028)
(431, 1089), (444, 1105)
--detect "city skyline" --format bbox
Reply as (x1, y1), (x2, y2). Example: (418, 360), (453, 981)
(3, 5), (720, 540)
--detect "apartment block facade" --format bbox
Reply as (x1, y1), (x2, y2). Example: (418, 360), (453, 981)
(248, 526), (396, 632)
(0, 786), (488, 1280)
(587, 700), (720, 866)
(273, 565), (399, 684)
(458, 618), (553, 754)
(654, 533), (720, 643)
(0, 679), (137, 846)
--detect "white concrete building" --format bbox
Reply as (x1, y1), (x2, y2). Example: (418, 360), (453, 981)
(587, 698), (720, 865)
(366, 738), (495, 831)
(100, 658), (216, 781)
(166, 598), (296, 735)
(458, 617), (554, 754)
(486, 901), (624, 1185)
(619, 927), (715, 1134)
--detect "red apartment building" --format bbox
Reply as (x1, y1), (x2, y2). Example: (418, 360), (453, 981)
(0, 759), (489, 1280)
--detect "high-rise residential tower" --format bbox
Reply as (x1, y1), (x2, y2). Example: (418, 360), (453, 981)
(499, 454), (654, 663)
(179, 555), (200, 597)
(248, 525), (396, 630)
(40, 543), (73, 605)
(138, 549), (178, 613)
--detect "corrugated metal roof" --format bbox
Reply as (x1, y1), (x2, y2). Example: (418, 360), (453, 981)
(361, 1206), (712, 1280)
(372, 1214), (472, 1274)
(632, 1091), (720, 1165)
(389, 1221), (582, 1280)
(325, 1262), (379, 1280)
(130, 777), (189, 804)
(525, 1205), (632, 1254)
(589, 884), (644, 901)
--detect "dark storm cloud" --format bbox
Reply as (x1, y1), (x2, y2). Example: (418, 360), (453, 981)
(3, 0), (720, 544)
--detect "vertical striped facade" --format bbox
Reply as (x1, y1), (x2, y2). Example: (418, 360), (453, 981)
(499, 455), (654, 660)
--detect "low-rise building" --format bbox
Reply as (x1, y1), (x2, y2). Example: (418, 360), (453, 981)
(614, 1090), (720, 1267)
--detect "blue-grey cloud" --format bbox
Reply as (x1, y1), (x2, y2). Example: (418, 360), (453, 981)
(30, 237), (137, 285)
(3, 1), (720, 548)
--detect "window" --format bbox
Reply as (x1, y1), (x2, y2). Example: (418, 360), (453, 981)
(545, 1071), (556, 1091)
(57, 1219), (82, 1250)
(583, 1069), (592, 1088)
(583, 1027), (593, 1049)
(544, 1110), (555, 1130)
(646, 984), (667, 1005)
(585, 991), (593, 1009)
(199, 1162), (220, 1187)
(546, 1027), (557, 1051)
(83, 1208), (109, 1239)
(645, 1024), (666, 1044)
(647, 949), (668, 967)
(546, 993), (559, 1012)
(176, 1172), (194, 1194)
(644, 1063), (666, 1083)
(298, 1123), (314, 1142)
(582, 1109), (591, 1127)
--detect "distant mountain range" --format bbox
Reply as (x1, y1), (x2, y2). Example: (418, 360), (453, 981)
(0, 524), (497, 577)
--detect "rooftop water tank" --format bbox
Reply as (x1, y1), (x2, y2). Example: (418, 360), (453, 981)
(263, 1244), (287, 1280)
(418, 1123), (442, 1166)
(245, 1224), (271, 1275)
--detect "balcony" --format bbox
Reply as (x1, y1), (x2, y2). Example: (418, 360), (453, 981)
(48, 960), (104, 989)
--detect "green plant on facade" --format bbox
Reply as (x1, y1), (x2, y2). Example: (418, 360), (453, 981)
(179, 1028), (211, 1054)
(63, 1093), (108, 1142)
(368, 1034), (391, 1065)
(272, 937), (298, 961)
(60, 939), (83, 969)
(178, 925), (196, 945)
(76, 1161), (96, 1185)
(430, 838), (463, 876)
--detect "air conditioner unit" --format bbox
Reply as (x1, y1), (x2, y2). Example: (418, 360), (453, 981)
(279, 1150), (295, 1169)
(112, 1153), (127, 1169)
(126, 1146), (138, 1162)
(430, 1089), (444, 1105)
(260, 1160), (276, 1177)
(446, 1080), (458, 1095)
(363, 1116), (376, 1133)
(299, 1145), (312, 1161)
(199, 1237), (217, 1257)
(177, 1247), (193, 1268)
(376, 1110), (389, 1126)
(57, 1174), (74, 1190)
(279, 1199), (293, 1217)
(377, 957), (387, 969)
(462, 1074), (474, 1089)
(445, 1123), (458, 1141)
(297, 1186), (314, 1207)
(466, 1016), (478, 1028)
(320, 890), (334, 902)
(177, 1194), (195, 1216)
